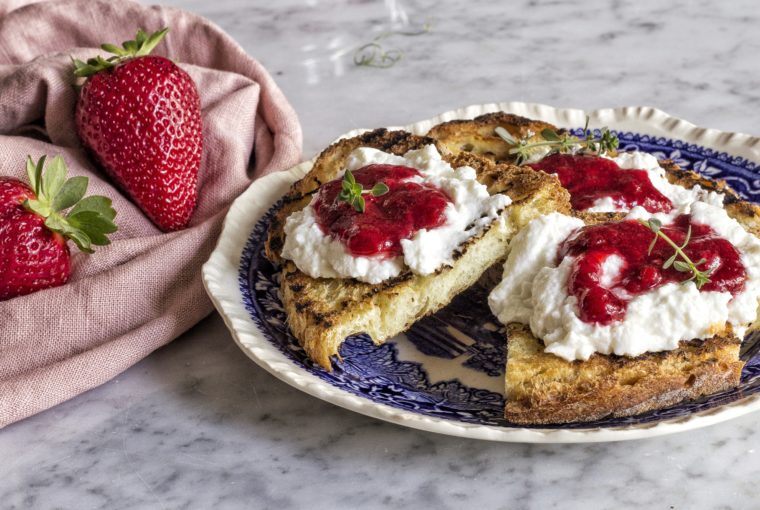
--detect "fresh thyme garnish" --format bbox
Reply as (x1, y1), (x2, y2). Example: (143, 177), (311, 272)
(353, 43), (402, 68)
(337, 170), (390, 212)
(353, 19), (432, 68)
(494, 116), (619, 165)
(639, 218), (712, 288)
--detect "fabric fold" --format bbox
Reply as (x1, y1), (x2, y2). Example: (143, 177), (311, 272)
(0, 0), (302, 427)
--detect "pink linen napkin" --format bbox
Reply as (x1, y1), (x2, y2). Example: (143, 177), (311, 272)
(0, 0), (302, 427)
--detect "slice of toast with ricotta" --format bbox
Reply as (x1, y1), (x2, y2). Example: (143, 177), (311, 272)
(265, 128), (571, 369)
(502, 199), (760, 425)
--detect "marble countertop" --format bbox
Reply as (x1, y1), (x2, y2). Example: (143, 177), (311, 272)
(4, 0), (760, 508)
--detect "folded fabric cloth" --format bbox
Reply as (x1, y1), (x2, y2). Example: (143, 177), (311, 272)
(0, 0), (302, 427)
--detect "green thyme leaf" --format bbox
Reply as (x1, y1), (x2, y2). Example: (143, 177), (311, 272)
(647, 236), (657, 255)
(693, 271), (712, 288)
(371, 182), (389, 197)
(355, 196), (366, 213)
(681, 225), (692, 249)
(541, 128), (561, 142)
(673, 260), (691, 272)
(639, 219), (711, 289)
(337, 170), (389, 213)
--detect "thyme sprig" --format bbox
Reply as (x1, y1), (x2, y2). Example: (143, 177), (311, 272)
(337, 170), (390, 212)
(639, 218), (712, 288)
(494, 116), (619, 165)
(353, 43), (402, 68)
(353, 19), (432, 68)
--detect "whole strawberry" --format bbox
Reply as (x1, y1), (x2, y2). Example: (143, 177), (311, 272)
(0, 156), (117, 301)
(74, 28), (203, 232)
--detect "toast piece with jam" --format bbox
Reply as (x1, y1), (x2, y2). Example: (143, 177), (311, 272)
(265, 128), (571, 369)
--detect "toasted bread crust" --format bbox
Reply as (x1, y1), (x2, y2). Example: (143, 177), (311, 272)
(427, 112), (559, 164)
(658, 160), (760, 236)
(504, 324), (744, 425)
(270, 129), (571, 369)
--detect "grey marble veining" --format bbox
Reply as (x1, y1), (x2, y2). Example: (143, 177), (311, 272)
(3, 0), (760, 508)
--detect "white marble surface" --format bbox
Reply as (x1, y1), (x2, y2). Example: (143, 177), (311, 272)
(4, 0), (760, 508)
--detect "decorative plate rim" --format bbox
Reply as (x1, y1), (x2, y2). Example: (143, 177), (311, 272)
(202, 103), (760, 443)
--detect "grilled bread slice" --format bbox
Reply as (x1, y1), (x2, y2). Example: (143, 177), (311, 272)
(502, 197), (760, 425)
(265, 129), (571, 369)
(504, 324), (744, 425)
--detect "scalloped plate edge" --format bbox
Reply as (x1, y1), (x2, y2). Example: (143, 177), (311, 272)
(202, 103), (760, 443)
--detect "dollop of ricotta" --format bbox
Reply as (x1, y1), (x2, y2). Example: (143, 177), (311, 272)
(281, 144), (511, 284)
(586, 151), (725, 212)
(489, 203), (760, 361)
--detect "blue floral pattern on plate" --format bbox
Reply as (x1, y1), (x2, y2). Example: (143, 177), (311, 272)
(238, 130), (760, 428)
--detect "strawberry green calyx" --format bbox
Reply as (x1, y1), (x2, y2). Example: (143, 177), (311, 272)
(72, 27), (169, 78)
(23, 156), (118, 253)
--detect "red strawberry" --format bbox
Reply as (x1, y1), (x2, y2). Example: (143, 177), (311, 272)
(73, 28), (203, 232)
(0, 156), (117, 301)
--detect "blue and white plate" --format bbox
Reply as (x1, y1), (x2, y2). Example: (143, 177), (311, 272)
(202, 103), (760, 442)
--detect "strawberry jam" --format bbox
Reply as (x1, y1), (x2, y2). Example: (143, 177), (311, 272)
(558, 215), (746, 325)
(529, 153), (673, 213)
(313, 164), (451, 257)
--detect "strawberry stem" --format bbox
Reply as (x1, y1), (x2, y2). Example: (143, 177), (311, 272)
(22, 156), (118, 253)
(73, 27), (169, 78)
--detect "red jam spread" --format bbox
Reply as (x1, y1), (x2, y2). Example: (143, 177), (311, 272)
(529, 153), (673, 213)
(313, 164), (451, 257)
(558, 215), (746, 325)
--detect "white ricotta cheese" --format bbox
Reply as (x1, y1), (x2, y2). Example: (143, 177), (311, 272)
(489, 203), (760, 361)
(488, 213), (584, 325)
(585, 151), (725, 212)
(281, 144), (511, 284)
